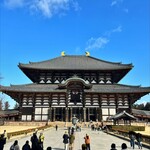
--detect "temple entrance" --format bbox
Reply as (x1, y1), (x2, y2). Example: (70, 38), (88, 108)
(89, 108), (97, 121)
(55, 108), (65, 121)
(68, 107), (83, 122)
(90, 115), (96, 121)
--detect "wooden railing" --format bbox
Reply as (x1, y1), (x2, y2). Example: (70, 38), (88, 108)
(109, 128), (150, 145)
(7, 125), (52, 139)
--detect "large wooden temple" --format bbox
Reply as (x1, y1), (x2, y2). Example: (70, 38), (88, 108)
(1, 53), (150, 122)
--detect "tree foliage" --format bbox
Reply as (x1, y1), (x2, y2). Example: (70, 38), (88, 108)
(4, 101), (10, 110)
(132, 102), (150, 111)
(0, 99), (3, 111)
(14, 102), (19, 109)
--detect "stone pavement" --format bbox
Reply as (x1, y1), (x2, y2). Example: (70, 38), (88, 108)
(4, 127), (149, 150)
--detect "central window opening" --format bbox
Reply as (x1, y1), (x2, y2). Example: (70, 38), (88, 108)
(70, 90), (81, 104)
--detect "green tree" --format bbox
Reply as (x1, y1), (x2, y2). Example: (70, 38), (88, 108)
(14, 102), (19, 109)
(144, 102), (150, 111)
(4, 101), (10, 110)
(138, 103), (145, 110)
(0, 99), (3, 110)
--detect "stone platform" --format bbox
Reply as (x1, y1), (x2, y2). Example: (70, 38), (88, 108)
(4, 127), (150, 150)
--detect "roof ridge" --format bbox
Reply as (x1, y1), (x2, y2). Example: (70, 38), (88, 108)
(18, 55), (133, 67)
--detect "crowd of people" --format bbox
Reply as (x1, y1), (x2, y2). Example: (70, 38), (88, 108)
(0, 124), (144, 150)
(0, 129), (52, 150)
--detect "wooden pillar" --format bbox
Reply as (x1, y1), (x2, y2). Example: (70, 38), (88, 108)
(96, 108), (99, 121)
(79, 108), (82, 121)
(128, 94), (132, 113)
(98, 94), (102, 121)
(87, 108), (90, 122)
(18, 93), (23, 121)
(61, 107), (63, 121)
(32, 93), (35, 121)
(83, 107), (86, 122)
(115, 94), (119, 113)
(48, 107), (52, 121)
(65, 108), (68, 122)
(69, 108), (72, 122)
(53, 108), (56, 122)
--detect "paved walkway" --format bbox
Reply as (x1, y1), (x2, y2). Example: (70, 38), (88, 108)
(4, 127), (149, 150)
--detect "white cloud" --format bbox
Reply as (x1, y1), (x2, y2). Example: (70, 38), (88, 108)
(123, 8), (129, 13)
(85, 37), (109, 51)
(112, 25), (122, 33)
(111, 0), (117, 6)
(4, 0), (24, 8)
(105, 25), (122, 37)
(111, 0), (123, 7)
(72, 0), (80, 11)
(3, 0), (80, 18)
(85, 26), (122, 51)
(31, 0), (70, 18)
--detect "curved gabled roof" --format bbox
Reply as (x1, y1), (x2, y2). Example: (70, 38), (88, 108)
(58, 76), (92, 89)
(1, 83), (150, 93)
(109, 111), (136, 120)
(18, 55), (133, 70)
(1, 83), (150, 104)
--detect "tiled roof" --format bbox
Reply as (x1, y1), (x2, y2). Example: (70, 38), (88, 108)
(109, 111), (136, 120)
(1, 83), (150, 93)
(132, 109), (150, 116)
(0, 109), (19, 116)
(0, 84), (66, 92)
(18, 55), (133, 70)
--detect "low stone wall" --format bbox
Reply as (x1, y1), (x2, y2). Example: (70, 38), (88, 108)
(4, 121), (47, 126)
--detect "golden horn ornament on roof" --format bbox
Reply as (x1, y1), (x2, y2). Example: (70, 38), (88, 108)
(61, 51), (65, 56)
(85, 51), (90, 56)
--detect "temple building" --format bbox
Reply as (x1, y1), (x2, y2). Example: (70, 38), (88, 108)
(0, 53), (150, 122)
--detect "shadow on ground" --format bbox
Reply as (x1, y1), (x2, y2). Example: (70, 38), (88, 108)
(53, 148), (64, 150)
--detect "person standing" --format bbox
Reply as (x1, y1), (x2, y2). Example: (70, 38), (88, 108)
(110, 143), (117, 150)
(121, 143), (127, 150)
(84, 134), (90, 150)
(31, 133), (39, 150)
(81, 144), (86, 150)
(46, 147), (52, 150)
(0, 134), (6, 150)
(55, 124), (58, 131)
(10, 140), (20, 150)
(3, 130), (7, 139)
(39, 133), (44, 150)
(22, 140), (31, 150)
(63, 131), (69, 150)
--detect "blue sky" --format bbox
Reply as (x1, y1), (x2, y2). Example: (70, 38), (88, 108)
(0, 0), (150, 108)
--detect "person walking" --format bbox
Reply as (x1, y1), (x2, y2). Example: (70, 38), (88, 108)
(10, 140), (20, 150)
(69, 133), (75, 150)
(22, 140), (31, 150)
(84, 134), (90, 150)
(129, 131), (135, 149)
(63, 131), (69, 150)
(136, 133), (142, 149)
